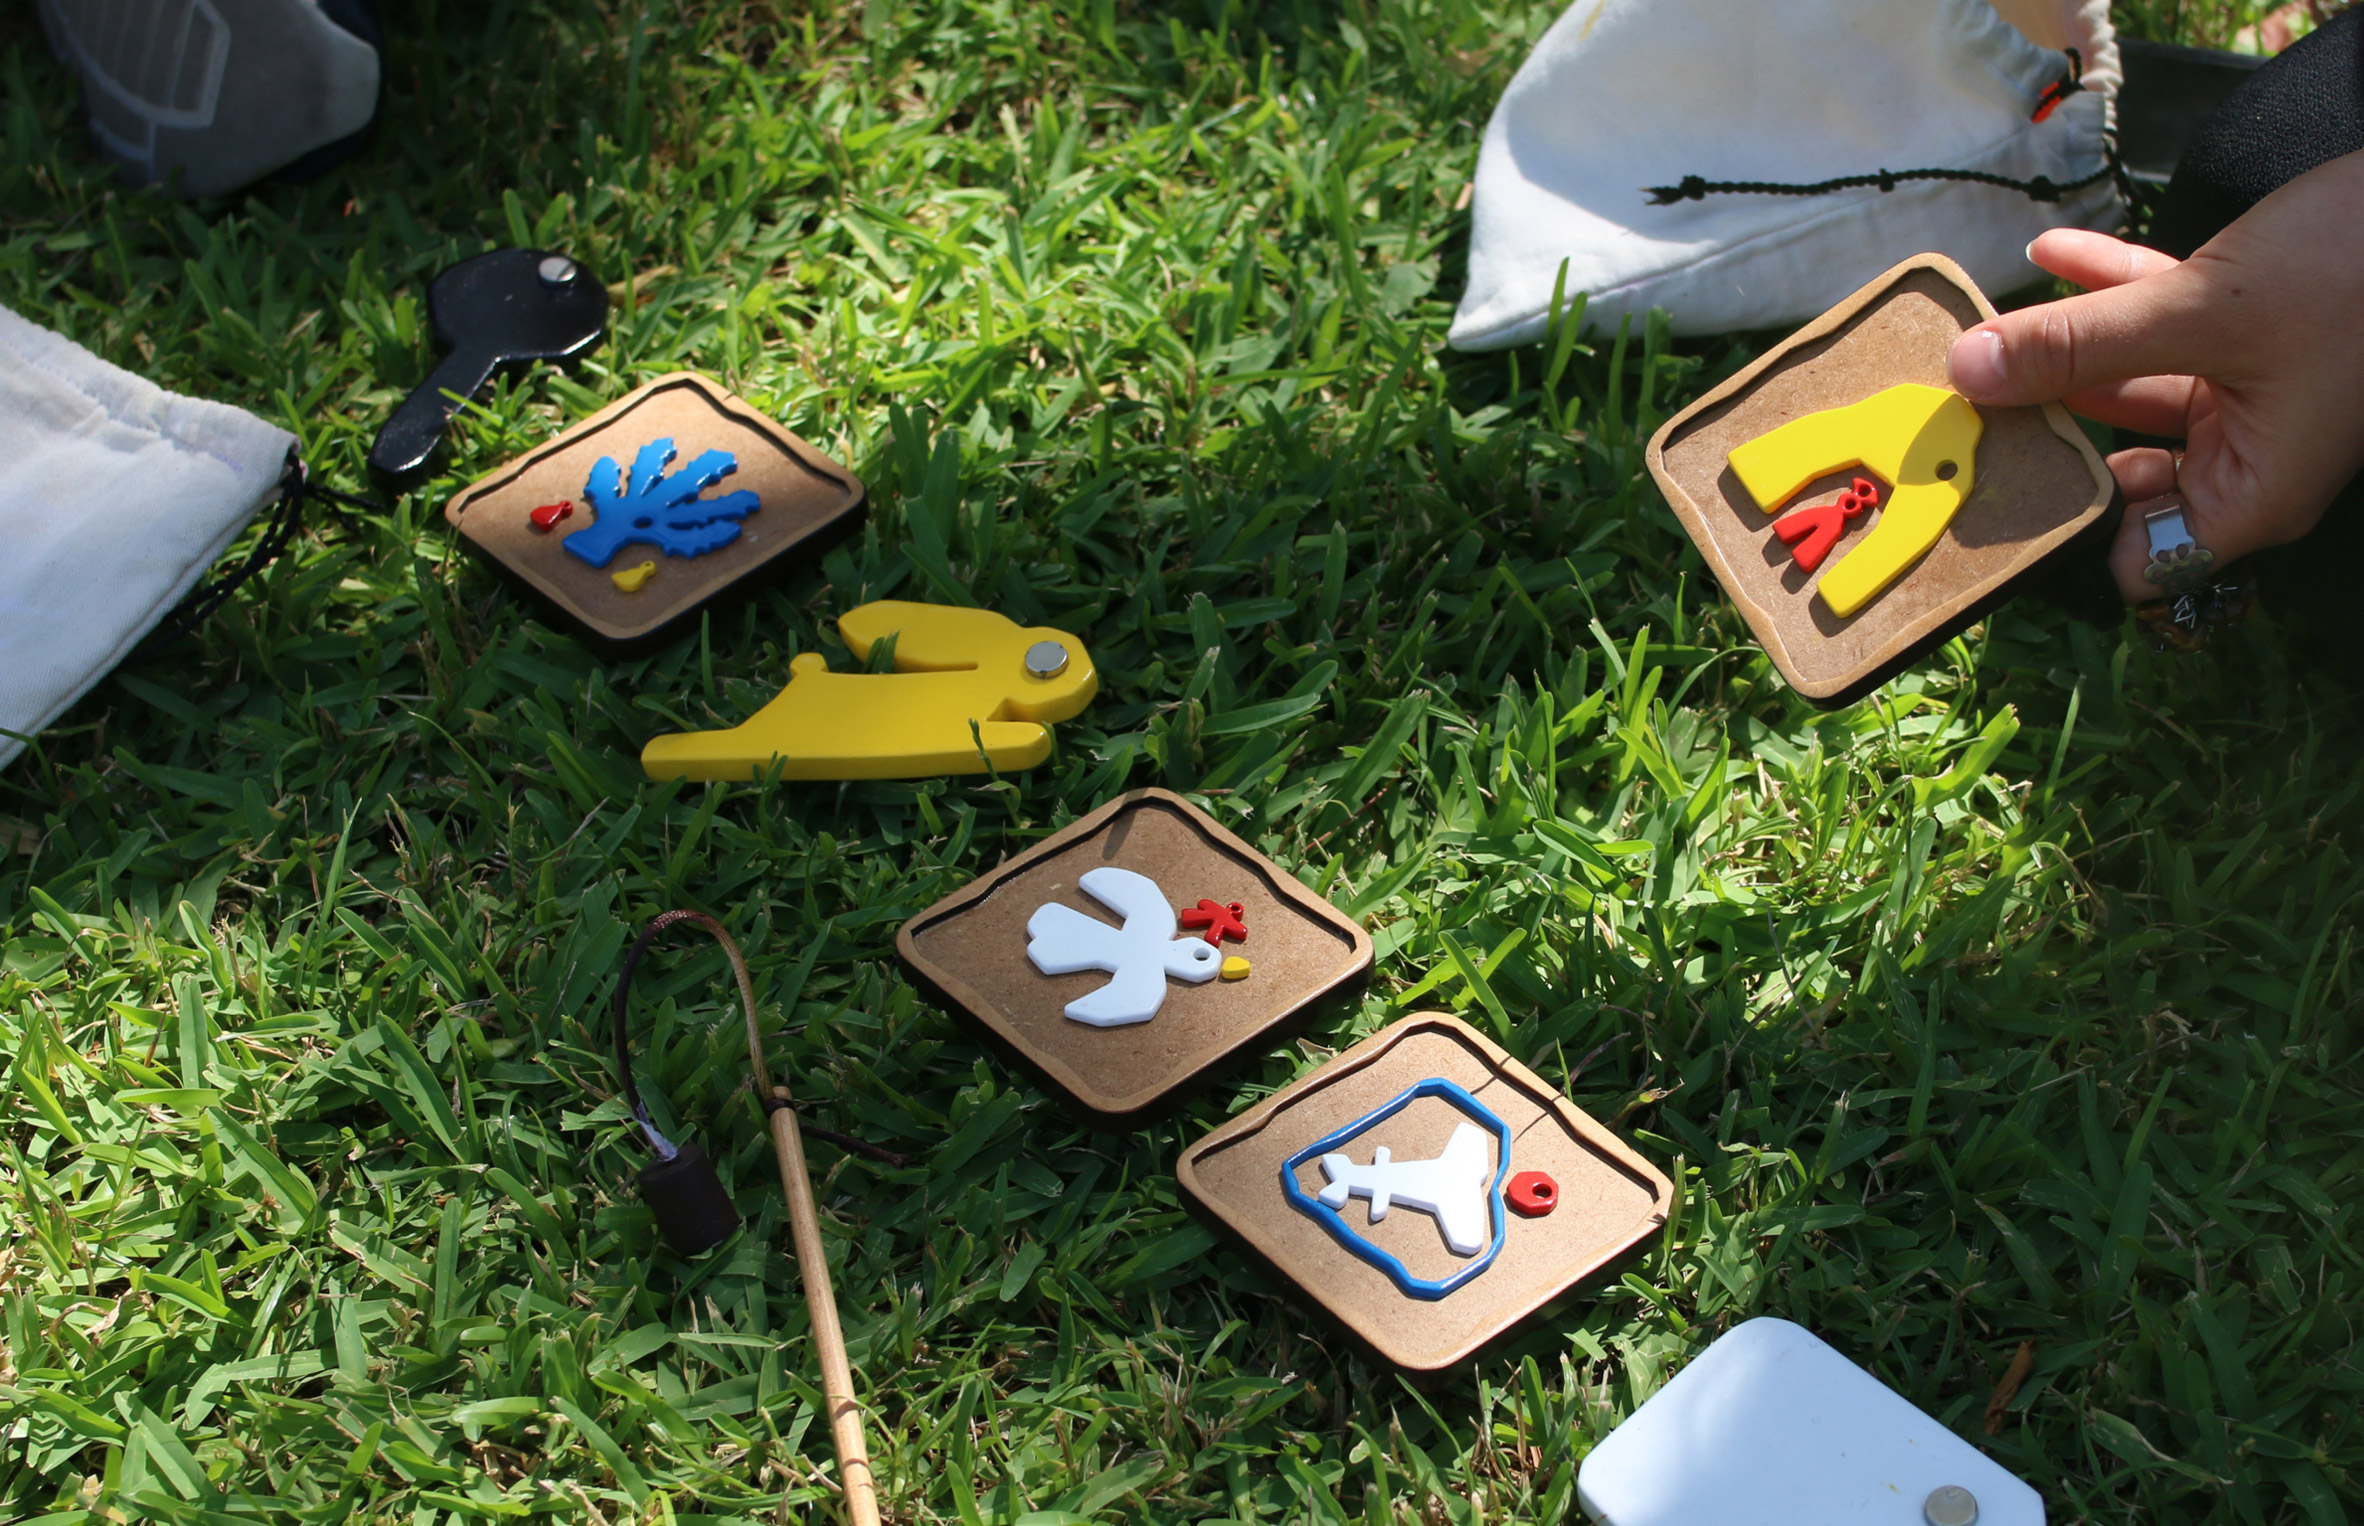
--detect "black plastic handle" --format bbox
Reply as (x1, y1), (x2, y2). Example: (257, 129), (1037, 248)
(368, 346), (496, 477)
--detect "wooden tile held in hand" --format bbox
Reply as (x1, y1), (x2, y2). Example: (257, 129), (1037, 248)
(1647, 253), (2114, 706)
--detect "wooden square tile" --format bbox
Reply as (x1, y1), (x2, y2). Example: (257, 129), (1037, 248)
(1178, 1012), (1671, 1371)
(896, 789), (1373, 1120)
(443, 372), (864, 648)
(1647, 253), (2115, 707)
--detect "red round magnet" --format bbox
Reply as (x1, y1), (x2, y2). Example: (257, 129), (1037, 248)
(1507, 1170), (1559, 1217)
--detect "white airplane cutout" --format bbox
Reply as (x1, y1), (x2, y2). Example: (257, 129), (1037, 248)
(1026, 866), (1222, 1026)
(1317, 1121), (1495, 1256)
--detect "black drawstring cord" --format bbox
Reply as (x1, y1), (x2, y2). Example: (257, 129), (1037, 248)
(150, 445), (387, 646)
(613, 915), (690, 1160)
(1645, 159), (2117, 207)
(758, 1089), (914, 1168)
(612, 910), (914, 1169)
(1646, 48), (2114, 208)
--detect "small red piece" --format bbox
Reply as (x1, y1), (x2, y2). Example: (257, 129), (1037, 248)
(1507, 1170), (1559, 1217)
(1771, 476), (1880, 573)
(530, 499), (575, 531)
(1177, 899), (1248, 945)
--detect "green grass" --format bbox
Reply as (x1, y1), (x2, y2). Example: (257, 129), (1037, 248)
(4, 1), (2360, 1522)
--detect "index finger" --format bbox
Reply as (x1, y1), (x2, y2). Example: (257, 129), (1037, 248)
(1947, 262), (2229, 407)
(2028, 229), (2182, 292)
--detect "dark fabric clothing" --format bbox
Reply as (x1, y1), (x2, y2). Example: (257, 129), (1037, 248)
(2142, 9), (2364, 668)
(2150, 9), (2364, 259)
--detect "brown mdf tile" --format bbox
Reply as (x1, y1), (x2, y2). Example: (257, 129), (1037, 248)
(443, 372), (864, 647)
(1179, 1013), (1671, 1371)
(896, 789), (1372, 1120)
(1647, 253), (2114, 707)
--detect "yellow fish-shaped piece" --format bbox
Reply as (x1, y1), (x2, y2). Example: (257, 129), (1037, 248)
(1726, 383), (1983, 618)
(640, 601), (1098, 782)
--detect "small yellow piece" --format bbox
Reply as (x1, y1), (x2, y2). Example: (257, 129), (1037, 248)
(1726, 383), (1984, 617)
(611, 561), (657, 593)
(640, 600), (1099, 782)
(1220, 956), (1251, 981)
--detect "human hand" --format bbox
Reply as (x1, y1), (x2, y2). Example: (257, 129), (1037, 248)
(1945, 148), (2364, 602)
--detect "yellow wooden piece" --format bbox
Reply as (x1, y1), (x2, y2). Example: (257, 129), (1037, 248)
(1726, 383), (1984, 618)
(640, 600), (1099, 782)
(611, 560), (657, 593)
(1220, 956), (1251, 981)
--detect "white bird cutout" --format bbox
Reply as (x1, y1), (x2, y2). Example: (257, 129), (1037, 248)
(1026, 866), (1222, 1026)
(1317, 1122), (1496, 1255)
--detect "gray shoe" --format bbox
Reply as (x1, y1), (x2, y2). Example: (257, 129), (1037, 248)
(36, 0), (382, 198)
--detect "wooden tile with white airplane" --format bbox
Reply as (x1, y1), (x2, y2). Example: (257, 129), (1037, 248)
(1178, 1012), (1671, 1371)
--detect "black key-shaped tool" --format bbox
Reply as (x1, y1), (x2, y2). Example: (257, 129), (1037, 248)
(368, 247), (608, 478)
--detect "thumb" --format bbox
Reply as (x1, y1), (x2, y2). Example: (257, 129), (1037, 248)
(1947, 264), (2224, 407)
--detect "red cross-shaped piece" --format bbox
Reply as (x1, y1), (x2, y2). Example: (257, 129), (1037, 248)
(1177, 899), (1247, 945)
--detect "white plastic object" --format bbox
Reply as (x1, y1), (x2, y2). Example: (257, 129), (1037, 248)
(0, 305), (293, 771)
(1317, 1120), (1497, 1255)
(1578, 1317), (2045, 1526)
(1025, 866), (1221, 1026)
(1450, 0), (2120, 347)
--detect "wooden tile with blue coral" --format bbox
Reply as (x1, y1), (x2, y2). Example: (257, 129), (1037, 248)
(442, 372), (864, 647)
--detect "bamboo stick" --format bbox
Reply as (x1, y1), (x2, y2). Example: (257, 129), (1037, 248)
(767, 1087), (881, 1526)
(622, 910), (884, 1526)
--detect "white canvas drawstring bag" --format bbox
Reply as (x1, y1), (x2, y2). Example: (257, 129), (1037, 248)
(0, 305), (293, 768)
(1449, 0), (2122, 348)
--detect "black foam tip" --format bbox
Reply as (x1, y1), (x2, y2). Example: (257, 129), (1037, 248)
(638, 1141), (738, 1257)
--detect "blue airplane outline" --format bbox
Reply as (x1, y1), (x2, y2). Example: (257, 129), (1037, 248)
(1280, 1076), (1512, 1301)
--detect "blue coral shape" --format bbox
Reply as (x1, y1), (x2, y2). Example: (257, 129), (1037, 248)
(1279, 1077), (1512, 1301)
(562, 436), (762, 568)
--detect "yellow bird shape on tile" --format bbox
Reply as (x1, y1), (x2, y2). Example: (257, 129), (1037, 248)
(1726, 383), (1984, 618)
(640, 601), (1098, 782)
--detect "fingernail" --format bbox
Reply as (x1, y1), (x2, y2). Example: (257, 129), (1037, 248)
(1950, 330), (2007, 399)
(2024, 238), (2040, 263)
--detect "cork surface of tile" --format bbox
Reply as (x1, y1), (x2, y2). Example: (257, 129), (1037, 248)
(1647, 254), (2113, 704)
(1178, 1013), (1671, 1371)
(896, 789), (1372, 1118)
(443, 372), (864, 644)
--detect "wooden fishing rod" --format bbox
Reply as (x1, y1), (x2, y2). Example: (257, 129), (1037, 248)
(761, 1082), (879, 1526)
(614, 910), (881, 1526)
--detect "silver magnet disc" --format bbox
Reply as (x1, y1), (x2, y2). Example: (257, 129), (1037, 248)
(1024, 640), (1070, 679)
(537, 255), (579, 288)
(1923, 1486), (1979, 1526)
